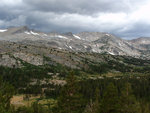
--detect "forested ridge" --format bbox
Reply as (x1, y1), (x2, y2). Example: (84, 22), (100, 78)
(1, 54), (150, 113)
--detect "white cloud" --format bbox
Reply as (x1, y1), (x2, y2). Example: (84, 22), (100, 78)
(130, 1), (150, 23)
(0, 0), (22, 6)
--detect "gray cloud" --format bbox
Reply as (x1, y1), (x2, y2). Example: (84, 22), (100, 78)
(116, 22), (150, 39)
(23, 0), (142, 14)
(0, 0), (150, 39)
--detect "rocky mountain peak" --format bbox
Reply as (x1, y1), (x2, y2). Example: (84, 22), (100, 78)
(1, 26), (150, 59)
(9, 26), (30, 34)
(130, 37), (150, 44)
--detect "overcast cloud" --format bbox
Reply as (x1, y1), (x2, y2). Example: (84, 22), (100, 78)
(0, 0), (150, 39)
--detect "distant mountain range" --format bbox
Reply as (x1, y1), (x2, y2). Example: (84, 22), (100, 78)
(0, 26), (150, 59)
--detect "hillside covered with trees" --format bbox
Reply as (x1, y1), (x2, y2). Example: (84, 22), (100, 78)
(1, 49), (150, 113)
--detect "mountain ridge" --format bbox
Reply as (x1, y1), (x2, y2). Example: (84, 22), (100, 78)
(0, 26), (150, 59)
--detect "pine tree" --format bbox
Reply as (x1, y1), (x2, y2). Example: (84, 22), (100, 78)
(0, 76), (15, 113)
(84, 87), (100, 113)
(100, 83), (121, 113)
(57, 72), (85, 113)
(140, 101), (150, 113)
(93, 87), (101, 113)
(120, 83), (141, 113)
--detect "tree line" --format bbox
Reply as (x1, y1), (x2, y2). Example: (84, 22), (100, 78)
(1, 73), (150, 113)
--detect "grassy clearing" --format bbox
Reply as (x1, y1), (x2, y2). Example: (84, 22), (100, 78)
(11, 94), (57, 108)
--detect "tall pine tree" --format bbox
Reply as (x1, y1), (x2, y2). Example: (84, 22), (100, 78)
(100, 83), (121, 113)
(0, 76), (15, 113)
(120, 83), (141, 113)
(83, 87), (100, 113)
(57, 72), (85, 113)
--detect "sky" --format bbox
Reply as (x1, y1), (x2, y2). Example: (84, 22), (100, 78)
(0, 0), (150, 39)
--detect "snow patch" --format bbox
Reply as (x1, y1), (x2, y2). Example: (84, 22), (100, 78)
(58, 47), (62, 50)
(92, 49), (97, 52)
(105, 34), (110, 36)
(84, 45), (87, 48)
(65, 45), (72, 49)
(58, 35), (68, 39)
(25, 31), (40, 36)
(142, 40), (146, 43)
(43, 34), (48, 36)
(25, 31), (31, 35)
(108, 51), (115, 55)
(0, 29), (7, 32)
(30, 31), (39, 36)
(118, 42), (122, 46)
(69, 46), (73, 49)
(73, 34), (81, 39)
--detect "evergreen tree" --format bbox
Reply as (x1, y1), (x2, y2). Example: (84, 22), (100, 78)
(57, 72), (85, 113)
(0, 76), (15, 113)
(140, 101), (150, 113)
(120, 83), (141, 113)
(93, 87), (101, 113)
(100, 83), (121, 113)
(84, 87), (100, 113)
